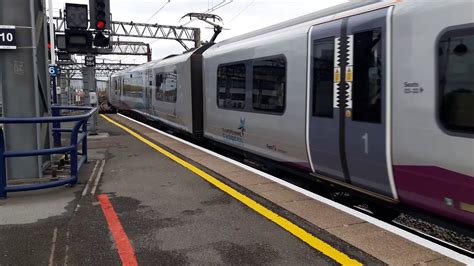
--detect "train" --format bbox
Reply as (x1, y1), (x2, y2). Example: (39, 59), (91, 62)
(108, 0), (474, 226)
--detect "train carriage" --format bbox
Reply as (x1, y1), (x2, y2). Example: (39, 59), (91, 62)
(110, 45), (210, 135)
(108, 0), (474, 226)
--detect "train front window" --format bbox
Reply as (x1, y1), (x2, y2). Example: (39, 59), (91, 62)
(252, 57), (286, 113)
(438, 26), (474, 134)
(217, 64), (246, 110)
(352, 29), (382, 124)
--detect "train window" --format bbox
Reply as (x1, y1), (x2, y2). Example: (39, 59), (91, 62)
(217, 64), (246, 110)
(252, 57), (286, 113)
(438, 27), (474, 134)
(352, 29), (382, 123)
(123, 73), (143, 98)
(155, 71), (177, 103)
(313, 37), (335, 117)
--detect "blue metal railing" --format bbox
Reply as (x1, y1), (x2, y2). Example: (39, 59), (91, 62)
(0, 106), (97, 198)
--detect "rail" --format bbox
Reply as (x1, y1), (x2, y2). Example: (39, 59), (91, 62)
(0, 106), (97, 198)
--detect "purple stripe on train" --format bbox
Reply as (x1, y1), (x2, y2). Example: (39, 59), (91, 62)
(394, 165), (474, 226)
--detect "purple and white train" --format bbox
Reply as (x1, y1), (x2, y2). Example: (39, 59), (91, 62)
(108, 0), (474, 226)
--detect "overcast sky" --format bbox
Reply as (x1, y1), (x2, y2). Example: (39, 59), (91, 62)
(50, 0), (347, 63)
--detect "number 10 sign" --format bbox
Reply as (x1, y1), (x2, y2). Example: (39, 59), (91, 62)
(0, 25), (16, 50)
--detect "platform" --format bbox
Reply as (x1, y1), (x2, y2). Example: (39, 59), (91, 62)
(0, 114), (467, 265)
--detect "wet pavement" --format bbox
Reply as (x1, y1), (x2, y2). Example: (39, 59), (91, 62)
(0, 116), (388, 265)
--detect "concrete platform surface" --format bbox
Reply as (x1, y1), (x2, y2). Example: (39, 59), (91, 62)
(0, 115), (384, 265)
(107, 114), (465, 266)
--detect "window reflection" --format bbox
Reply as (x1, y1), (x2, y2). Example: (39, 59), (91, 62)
(217, 64), (246, 110)
(252, 57), (286, 113)
(439, 28), (474, 133)
(313, 37), (335, 118)
(352, 29), (382, 123)
(155, 71), (177, 103)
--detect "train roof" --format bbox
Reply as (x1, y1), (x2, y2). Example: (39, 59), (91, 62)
(112, 1), (388, 77)
(111, 51), (193, 77)
(217, 0), (382, 46)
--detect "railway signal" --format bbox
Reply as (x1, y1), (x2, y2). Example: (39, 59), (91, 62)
(90, 0), (111, 47)
(65, 3), (88, 29)
(65, 29), (93, 53)
(90, 0), (110, 30)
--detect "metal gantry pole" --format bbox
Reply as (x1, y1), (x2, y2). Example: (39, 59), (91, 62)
(48, 0), (58, 104)
(48, 0), (56, 64)
(82, 64), (97, 135)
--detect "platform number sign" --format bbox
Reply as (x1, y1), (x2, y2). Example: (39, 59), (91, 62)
(49, 65), (60, 77)
(0, 25), (16, 49)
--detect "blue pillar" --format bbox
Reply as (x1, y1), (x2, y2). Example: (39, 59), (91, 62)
(82, 121), (88, 162)
(0, 128), (7, 198)
(52, 107), (61, 147)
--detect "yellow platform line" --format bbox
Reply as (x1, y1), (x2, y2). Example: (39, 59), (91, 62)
(101, 114), (363, 266)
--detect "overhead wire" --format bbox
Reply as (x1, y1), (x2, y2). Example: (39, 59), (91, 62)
(228, 0), (256, 24)
(116, 0), (171, 63)
(146, 0), (171, 23)
(118, 0), (234, 63)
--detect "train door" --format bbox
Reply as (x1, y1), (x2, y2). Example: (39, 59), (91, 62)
(308, 8), (397, 198)
(145, 69), (153, 114)
(344, 8), (395, 197)
(307, 19), (346, 182)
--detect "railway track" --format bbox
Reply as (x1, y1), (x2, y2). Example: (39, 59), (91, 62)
(350, 205), (473, 258)
(392, 220), (473, 258)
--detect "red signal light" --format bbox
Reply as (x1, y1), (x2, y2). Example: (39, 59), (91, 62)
(97, 20), (105, 29)
(48, 42), (52, 49)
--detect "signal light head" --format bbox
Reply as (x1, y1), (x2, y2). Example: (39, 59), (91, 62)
(96, 2), (105, 10)
(96, 10), (106, 20)
(90, 0), (109, 30)
(96, 20), (105, 29)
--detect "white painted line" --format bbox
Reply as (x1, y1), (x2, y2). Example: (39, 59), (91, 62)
(82, 160), (100, 196)
(117, 113), (474, 265)
(64, 229), (70, 266)
(48, 227), (58, 266)
(91, 160), (106, 195)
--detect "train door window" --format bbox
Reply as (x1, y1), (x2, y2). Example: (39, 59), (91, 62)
(312, 37), (335, 118)
(217, 64), (246, 110)
(352, 29), (382, 123)
(252, 56), (286, 113)
(155, 71), (177, 103)
(438, 26), (474, 134)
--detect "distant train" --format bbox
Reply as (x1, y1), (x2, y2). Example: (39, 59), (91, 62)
(108, 0), (474, 226)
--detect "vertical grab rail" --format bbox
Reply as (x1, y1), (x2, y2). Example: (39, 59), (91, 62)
(0, 129), (7, 198)
(52, 107), (61, 147)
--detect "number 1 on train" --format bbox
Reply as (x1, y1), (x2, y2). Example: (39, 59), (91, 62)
(362, 133), (369, 154)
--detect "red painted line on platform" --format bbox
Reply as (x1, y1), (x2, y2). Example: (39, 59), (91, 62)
(97, 194), (138, 266)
